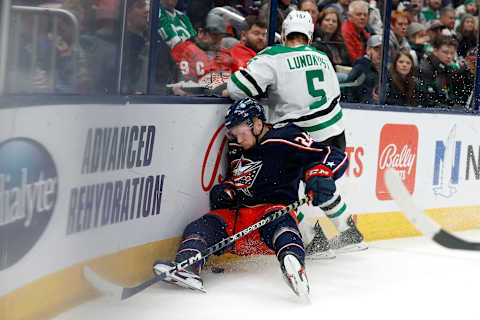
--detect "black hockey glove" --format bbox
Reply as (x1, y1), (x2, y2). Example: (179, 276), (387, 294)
(304, 164), (336, 206)
(209, 183), (237, 210)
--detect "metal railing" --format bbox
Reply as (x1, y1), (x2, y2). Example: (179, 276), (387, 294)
(0, 0), (12, 95)
(6, 5), (80, 94)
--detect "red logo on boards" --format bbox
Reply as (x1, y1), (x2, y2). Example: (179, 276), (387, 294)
(376, 124), (418, 200)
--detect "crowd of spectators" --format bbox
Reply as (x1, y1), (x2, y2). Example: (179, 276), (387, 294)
(4, 0), (479, 109)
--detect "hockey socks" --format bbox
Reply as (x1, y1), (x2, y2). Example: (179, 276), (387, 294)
(320, 192), (349, 232)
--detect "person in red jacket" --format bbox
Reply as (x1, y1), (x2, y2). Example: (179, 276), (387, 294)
(341, 0), (370, 62)
(229, 17), (268, 73)
(171, 8), (232, 81)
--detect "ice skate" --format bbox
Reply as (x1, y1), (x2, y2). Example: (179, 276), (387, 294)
(329, 216), (368, 253)
(153, 260), (206, 292)
(279, 253), (310, 297)
(305, 221), (335, 260)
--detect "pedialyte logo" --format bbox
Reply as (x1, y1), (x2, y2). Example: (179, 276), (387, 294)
(0, 138), (58, 270)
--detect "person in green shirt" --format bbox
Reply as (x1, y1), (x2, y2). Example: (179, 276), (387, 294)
(420, 0), (442, 23)
(158, 0), (197, 49)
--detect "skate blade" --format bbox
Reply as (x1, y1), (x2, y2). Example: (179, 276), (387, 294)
(154, 264), (206, 293)
(283, 255), (310, 297)
(306, 249), (336, 260)
(333, 242), (368, 254)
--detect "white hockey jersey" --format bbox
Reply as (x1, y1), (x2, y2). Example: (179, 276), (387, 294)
(227, 45), (344, 142)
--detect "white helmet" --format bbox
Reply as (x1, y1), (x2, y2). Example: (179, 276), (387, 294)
(282, 10), (314, 41)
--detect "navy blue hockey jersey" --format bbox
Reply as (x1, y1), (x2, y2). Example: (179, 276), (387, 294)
(227, 123), (348, 207)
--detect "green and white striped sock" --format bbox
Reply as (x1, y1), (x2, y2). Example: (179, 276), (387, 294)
(320, 193), (349, 232)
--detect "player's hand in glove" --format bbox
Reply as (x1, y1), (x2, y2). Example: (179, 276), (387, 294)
(209, 183), (237, 210)
(304, 164), (336, 206)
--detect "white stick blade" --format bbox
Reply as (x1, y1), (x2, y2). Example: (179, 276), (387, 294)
(83, 266), (122, 300)
(384, 168), (441, 237)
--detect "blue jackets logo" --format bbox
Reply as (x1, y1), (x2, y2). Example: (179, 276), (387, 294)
(0, 138), (57, 270)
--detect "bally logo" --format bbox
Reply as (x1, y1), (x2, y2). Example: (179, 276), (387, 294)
(376, 124), (419, 200)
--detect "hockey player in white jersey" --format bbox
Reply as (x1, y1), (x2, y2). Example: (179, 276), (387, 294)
(227, 10), (367, 257)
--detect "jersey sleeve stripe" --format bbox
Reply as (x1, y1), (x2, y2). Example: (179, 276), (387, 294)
(260, 138), (325, 152)
(302, 110), (343, 132)
(277, 95), (340, 124)
(322, 146), (331, 163)
(240, 70), (264, 96)
(230, 73), (253, 96)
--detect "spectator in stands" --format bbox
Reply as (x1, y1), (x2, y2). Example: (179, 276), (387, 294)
(342, 34), (382, 104)
(298, 0), (319, 37)
(389, 10), (411, 66)
(169, 9), (231, 82)
(416, 35), (460, 108)
(386, 50), (417, 106)
(313, 9), (352, 68)
(158, 0), (197, 49)
(439, 7), (456, 34)
(398, 0), (425, 24)
(368, 0), (383, 35)
(407, 22), (430, 65)
(426, 21), (448, 47)
(421, 0), (442, 23)
(452, 47), (477, 109)
(79, 0), (122, 93)
(122, 0), (149, 93)
(324, 0), (352, 22)
(342, 0), (371, 63)
(259, 0), (295, 34)
(458, 0), (479, 17)
(456, 14), (478, 58)
(229, 17), (268, 73)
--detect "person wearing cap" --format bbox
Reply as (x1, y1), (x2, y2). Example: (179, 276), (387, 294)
(228, 10), (368, 257)
(158, 0), (197, 49)
(342, 34), (382, 104)
(421, 0), (442, 23)
(456, 0), (479, 19)
(416, 35), (461, 108)
(426, 20), (448, 45)
(341, 0), (371, 63)
(168, 9), (233, 82)
(406, 22), (430, 65)
(398, 0), (425, 24)
(388, 10), (411, 66)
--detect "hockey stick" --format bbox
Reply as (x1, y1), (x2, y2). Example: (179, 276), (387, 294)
(84, 196), (312, 300)
(384, 168), (480, 251)
(339, 73), (366, 88)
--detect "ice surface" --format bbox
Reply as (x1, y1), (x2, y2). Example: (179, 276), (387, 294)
(56, 231), (480, 320)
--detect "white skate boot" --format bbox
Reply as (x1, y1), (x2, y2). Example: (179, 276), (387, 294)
(279, 253), (310, 297)
(153, 260), (206, 292)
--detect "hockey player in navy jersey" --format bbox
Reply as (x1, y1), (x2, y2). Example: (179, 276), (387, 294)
(153, 98), (349, 296)
(227, 10), (367, 257)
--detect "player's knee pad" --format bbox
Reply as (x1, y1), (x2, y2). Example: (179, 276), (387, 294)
(260, 212), (302, 249)
(178, 214), (230, 259)
(182, 214), (228, 245)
